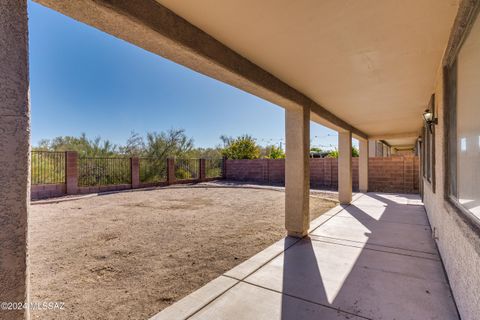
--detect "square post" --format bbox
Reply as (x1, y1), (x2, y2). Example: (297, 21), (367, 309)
(199, 158), (206, 181)
(222, 156), (227, 179)
(359, 139), (369, 192)
(131, 157), (140, 188)
(285, 106), (310, 237)
(167, 158), (176, 185)
(338, 131), (353, 204)
(0, 1), (30, 319)
(66, 151), (78, 194)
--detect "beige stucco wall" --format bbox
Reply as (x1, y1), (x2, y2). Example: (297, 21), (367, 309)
(422, 65), (480, 320)
(0, 1), (30, 320)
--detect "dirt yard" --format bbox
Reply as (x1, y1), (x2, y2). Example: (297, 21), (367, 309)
(29, 185), (336, 320)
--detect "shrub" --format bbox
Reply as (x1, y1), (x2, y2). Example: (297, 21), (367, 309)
(221, 135), (260, 159)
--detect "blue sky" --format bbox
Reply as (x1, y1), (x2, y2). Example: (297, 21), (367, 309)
(28, 1), (341, 149)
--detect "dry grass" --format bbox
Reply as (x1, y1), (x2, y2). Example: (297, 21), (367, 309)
(29, 186), (336, 320)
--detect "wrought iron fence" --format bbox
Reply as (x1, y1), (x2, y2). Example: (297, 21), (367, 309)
(175, 158), (199, 180)
(31, 151), (65, 185)
(139, 158), (167, 183)
(78, 157), (131, 187)
(205, 158), (223, 178)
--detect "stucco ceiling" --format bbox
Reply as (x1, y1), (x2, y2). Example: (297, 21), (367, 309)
(385, 137), (419, 148)
(157, 0), (458, 146)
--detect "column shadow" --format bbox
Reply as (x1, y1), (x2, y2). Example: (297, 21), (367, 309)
(278, 193), (458, 319)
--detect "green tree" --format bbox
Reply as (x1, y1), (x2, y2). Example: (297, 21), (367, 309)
(144, 129), (194, 159)
(189, 147), (223, 159)
(326, 149), (339, 158)
(34, 133), (118, 157)
(120, 131), (145, 156)
(326, 146), (359, 158)
(143, 129), (195, 181)
(221, 135), (260, 159)
(352, 146), (359, 157)
(265, 145), (285, 159)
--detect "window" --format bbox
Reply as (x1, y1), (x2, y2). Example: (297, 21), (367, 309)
(375, 140), (391, 157)
(446, 8), (480, 220)
(422, 94), (435, 191)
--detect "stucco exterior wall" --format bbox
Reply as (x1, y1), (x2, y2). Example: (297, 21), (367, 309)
(422, 66), (480, 320)
(0, 1), (30, 319)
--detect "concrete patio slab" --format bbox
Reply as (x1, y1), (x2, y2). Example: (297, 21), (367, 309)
(310, 215), (435, 254)
(189, 282), (365, 320)
(310, 203), (436, 254)
(150, 193), (458, 320)
(333, 202), (429, 226)
(307, 214), (337, 234)
(225, 206), (346, 281)
(224, 236), (300, 280)
(244, 237), (457, 320)
(332, 193), (429, 226)
(307, 234), (438, 261)
(334, 208), (430, 227)
(150, 276), (238, 320)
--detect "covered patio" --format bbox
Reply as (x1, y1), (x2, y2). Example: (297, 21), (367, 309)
(1, 0), (479, 319)
(153, 192), (458, 319)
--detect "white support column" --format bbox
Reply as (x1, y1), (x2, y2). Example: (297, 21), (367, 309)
(359, 139), (369, 192)
(285, 106), (310, 237)
(338, 131), (352, 204)
(0, 1), (30, 320)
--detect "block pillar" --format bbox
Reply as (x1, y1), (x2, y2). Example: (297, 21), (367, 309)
(338, 131), (352, 204)
(285, 106), (310, 237)
(0, 1), (30, 319)
(359, 139), (369, 192)
(222, 156), (227, 179)
(167, 158), (176, 185)
(199, 159), (206, 181)
(66, 151), (78, 195)
(131, 157), (140, 188)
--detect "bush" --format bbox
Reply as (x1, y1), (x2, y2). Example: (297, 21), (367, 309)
(222, 135), (260, 159)
(265, 145), (285, 159)
(326, 146), (359, 158)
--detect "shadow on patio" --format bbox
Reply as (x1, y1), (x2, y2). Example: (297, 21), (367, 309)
(152, 193), (459, 320)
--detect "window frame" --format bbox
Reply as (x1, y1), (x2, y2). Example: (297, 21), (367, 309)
(443, 2), (480, 232)
(422, 94), (435, 192)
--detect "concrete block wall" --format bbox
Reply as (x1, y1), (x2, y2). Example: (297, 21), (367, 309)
(225, 159), (271, 182)
(368, 156), (419, 193)
(31, 184), (66, 200)
(77, 184), (133, 195)
(225, 156), (419, 193)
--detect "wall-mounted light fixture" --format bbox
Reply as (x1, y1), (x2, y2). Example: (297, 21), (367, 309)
(423, 94), (437, 133)
(423, 109), (437, 133)
(423, 109), (437, 124)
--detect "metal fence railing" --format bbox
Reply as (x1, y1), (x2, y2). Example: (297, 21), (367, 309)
(175, 158), (199, 180)
(78, 157), (131, 187)
(31, 151), (66, 185)
(205, 158), (223, 178)
(139, 158), (167, 183)
(30, 152), (224, 190)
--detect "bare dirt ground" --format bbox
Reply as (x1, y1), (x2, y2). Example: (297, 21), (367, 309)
(29, 185), (336, 320)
